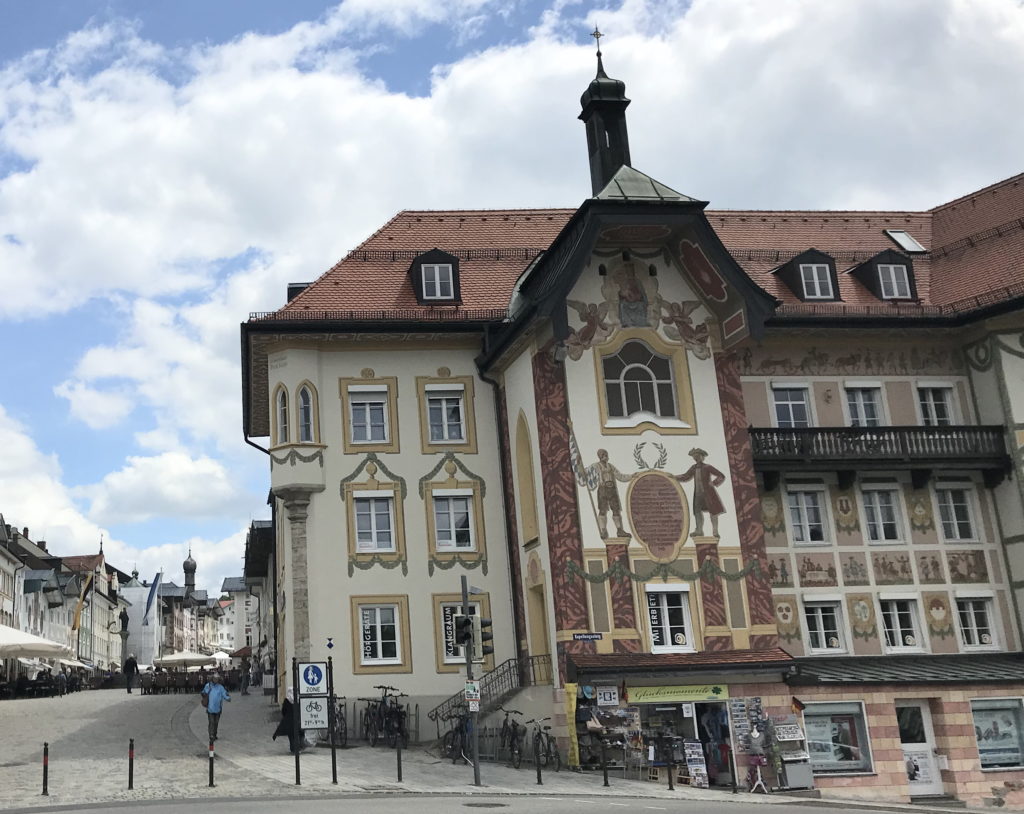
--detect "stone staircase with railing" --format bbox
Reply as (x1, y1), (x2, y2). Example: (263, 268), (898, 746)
(426, 654), (553, 739)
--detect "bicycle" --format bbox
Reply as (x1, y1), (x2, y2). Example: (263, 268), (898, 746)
(361, 685), (408, 748)
(526, 716), (561, 772)
(441, 705), (472, 765)
(316, 695), (348, 748)
(497, 706), (525, 769)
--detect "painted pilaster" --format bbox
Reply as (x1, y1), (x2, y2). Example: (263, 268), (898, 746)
(496, 386), (531, 662)
(715, 349), (778, 648)
(603, 540), (641, 653)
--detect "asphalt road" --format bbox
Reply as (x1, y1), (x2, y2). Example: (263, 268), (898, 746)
(3, 795), (921, 814)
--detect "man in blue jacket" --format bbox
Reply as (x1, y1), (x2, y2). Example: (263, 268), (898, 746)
(201, 673), (231, 742)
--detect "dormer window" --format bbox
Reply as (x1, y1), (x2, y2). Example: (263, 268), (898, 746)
(773, 249), (839, 302)
(878, 264), (911, 299)
(800, 264), (834, 299)
(409, 249), (461, 305)
(847, 250), (917, 302)
(422, 264), (454, 300)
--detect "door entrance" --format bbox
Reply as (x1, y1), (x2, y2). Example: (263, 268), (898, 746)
(896, 700), (943, 796)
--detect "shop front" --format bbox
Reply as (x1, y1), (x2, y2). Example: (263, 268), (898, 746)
(567, 649), (812, 792)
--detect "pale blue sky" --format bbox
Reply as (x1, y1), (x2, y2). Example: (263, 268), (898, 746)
(1, 0), (1022, 593)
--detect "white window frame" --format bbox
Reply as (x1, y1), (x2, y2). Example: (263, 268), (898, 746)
(353, 491), (396, 553)
(432, 489), (475, 551)
(644, 584), (695, 654)
(803, 600), (847, 654)
(799, 263), (834, 299)
(275, 388), (289, 444)
(422, 263), (454, 300)
(358, 603), (402, 665)
(878, 597), (925, 652)
(860, 484), (905, 543)
(786, 485), (830, 545)
(349, 385), (389, 444)
(955, 595), (998, 651)
(771, 383), (812, 429)
(298, 385), (314, 443)
(425, 383), (466, 443)
(844, 384), (884, 428)
(440, 601), (480, 664)
(935, 483), (979, 542)
(917, 384), (956, 426)
(878, 264), (912, 299)
(603, 341), (678, 421)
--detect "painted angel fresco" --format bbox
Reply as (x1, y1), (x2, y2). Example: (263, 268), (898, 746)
(565, 300), (612, 360)
(660, 300), (711, 359)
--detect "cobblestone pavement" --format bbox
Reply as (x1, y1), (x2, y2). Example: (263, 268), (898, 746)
(0, 689), (828, 810)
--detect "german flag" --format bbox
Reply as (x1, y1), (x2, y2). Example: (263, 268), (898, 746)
(71, 572), (94, 631)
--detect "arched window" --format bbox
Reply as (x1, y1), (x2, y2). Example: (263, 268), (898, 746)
(298, 386), (313, 442)
(275, 387), (289, 444)
(602, 340), (677, 419)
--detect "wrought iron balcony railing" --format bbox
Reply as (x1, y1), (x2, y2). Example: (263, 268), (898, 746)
(750, 425), (1010, 487)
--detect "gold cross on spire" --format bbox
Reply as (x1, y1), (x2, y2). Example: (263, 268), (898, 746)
(591, 25), (603, 55)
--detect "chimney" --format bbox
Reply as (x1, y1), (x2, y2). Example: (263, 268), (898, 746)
(37, 540), (47, 551)
(22, 527), (29, 538)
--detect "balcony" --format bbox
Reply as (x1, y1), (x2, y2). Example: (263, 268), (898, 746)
(750, 425), (1011, 489)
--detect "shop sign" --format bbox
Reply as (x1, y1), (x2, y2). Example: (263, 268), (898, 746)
(628, 684), (729, 704)
(595, 686), (619, 706)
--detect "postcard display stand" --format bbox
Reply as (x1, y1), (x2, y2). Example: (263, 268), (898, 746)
(774, 720), (813, 790)
(683, 739), (709, 787)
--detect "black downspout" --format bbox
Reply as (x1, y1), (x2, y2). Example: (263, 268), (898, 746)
(479, 368), (528, 666)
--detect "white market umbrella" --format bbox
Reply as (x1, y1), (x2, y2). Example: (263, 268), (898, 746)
(154, 650), (216, 668)
(59, 658), (89, 669)
(210, 651), (232, 664)
(0, 624), (68, 659)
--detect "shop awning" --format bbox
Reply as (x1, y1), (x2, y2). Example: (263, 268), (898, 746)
(59, 658), (89, 669)
(790, 653), (1024, 685)
(0, 624), (68, 658)
(567, 648), (795, 682)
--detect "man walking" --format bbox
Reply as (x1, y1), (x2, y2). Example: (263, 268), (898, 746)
(240, 656), (251, 695)
(123, 653), (139, 694)
(202, 673), (230, 742)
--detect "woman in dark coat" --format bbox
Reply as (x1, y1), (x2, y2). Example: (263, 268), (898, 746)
(272, 687), (303, 753)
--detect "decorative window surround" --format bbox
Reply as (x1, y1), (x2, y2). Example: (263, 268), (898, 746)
(593, 328), (697, 436)
(342, 456), (408, 575)
(339, 376), (400, 454)
(350, 594), (412, 674)
(273, 384), (289, 446)
(420, 454), (487, 574)
(416, 375), (478, 454)
(432, 592), (494, 673)
(644, 583), (696, 654)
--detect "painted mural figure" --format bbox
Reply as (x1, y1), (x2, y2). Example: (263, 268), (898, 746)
(614, 264), (649, 327)
(675, 448), (726, 537)
(660, 300), (711, 359)
(565, 300), (611, 360)
(586, 448), (632, 539)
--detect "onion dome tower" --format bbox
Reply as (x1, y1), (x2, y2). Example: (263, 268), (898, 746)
(579, 28), (632, 196)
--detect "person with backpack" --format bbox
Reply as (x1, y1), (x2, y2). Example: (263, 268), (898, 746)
(201, 673), (231, 742)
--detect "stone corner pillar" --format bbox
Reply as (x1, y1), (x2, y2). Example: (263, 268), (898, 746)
(273, 485), (325, 663)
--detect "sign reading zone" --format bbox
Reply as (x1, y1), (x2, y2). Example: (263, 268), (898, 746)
(298, 661), (328, 697)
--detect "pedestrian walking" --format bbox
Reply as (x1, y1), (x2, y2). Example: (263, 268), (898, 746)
(240, 657), (250, 695)
(56, 668), (67, 698)
(201, 673), (231, 741)
(272, 687), (303, 754)
(123, 654), (139, 694)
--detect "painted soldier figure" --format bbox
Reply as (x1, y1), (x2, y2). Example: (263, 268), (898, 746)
(675, 447), (726, 537)
(587, 448), (632, 539)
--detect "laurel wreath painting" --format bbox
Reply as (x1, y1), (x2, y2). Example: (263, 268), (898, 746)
(633, 442), (668, 470)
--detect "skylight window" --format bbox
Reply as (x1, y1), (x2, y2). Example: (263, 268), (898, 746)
(884, 229), (926, 254)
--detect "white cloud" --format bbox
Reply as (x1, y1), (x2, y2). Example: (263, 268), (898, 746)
(1, 0), (1022, 577)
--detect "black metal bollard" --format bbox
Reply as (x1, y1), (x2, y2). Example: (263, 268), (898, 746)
(208, 740), (215, 788)
(42, 742), (49, 796)
(397, 741), (403, 782)
(667, 753), (675, 792)
(535, 737), (542, 786)
(601, 737), (609, 788)
(128, 738), (135, 790)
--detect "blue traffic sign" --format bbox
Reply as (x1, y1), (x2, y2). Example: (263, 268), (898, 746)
(297, 661), (328, 696)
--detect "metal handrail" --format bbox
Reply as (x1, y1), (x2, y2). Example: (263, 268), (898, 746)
(427, 654), (553, 725)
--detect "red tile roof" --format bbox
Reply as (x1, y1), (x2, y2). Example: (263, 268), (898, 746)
(61, 554), (104, 573)
(570, 648), (794, 673)
(265, 174), (1023, 322)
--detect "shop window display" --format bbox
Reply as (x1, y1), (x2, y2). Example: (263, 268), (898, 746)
(971, 698), (1024, 769)
(804, 701), (873, 773)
